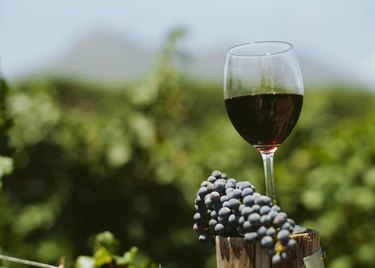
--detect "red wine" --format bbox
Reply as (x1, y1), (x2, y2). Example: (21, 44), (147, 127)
(225, 93), (303, 149)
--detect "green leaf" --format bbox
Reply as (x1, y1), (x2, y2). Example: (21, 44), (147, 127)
(121, 246), (138, 265)
(94, 231), (119, 254)
(0, 156), (13, 180)
(75, 256), (95, 268)
(94, 247), (112, 267)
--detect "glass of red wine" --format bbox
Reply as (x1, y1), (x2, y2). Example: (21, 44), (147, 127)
(224, 41), (304, 204)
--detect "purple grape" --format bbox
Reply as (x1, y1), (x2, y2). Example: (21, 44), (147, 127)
(277, 229), (290, 245)
(260, 215), (272, 226)
(228, 198), (240, 210)
(211, 170), (222, 178)
(260, 235), (274, 249)
(218, 207), (231, 218)
(244, 232), (258, 243)
(210, 191), (220, 202)
(193, 170), (298, 263)
(248, 213), (261, 226)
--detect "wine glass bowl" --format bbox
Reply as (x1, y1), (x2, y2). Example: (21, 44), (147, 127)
(224, 41), (304, 204)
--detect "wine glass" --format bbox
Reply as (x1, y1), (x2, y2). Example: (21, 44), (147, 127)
(224, 41), (304, 204)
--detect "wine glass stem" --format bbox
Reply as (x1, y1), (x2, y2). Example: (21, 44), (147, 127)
(260, 149), (277, 205)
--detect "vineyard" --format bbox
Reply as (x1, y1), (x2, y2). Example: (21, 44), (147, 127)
(1, 31), (375, 268)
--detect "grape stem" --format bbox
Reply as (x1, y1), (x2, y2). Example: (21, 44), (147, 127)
(258, 147), (278, 205)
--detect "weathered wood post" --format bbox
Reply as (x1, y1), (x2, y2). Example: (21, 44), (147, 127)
(216, 229), (323, 268)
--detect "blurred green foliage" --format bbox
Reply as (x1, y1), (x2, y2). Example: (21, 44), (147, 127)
(1, 30), (375, 268)
(0, 77), (13, 184)
(75, 231), (158, 268)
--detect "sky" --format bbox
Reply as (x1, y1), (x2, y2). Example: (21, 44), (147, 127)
(0, 0), (374, 87)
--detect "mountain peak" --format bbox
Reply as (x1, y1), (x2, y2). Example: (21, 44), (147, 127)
(20, 30), (356, 87)
(38, 30), (156, 83)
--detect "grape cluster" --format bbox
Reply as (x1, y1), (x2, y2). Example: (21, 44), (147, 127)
(193, 170), (297, 264)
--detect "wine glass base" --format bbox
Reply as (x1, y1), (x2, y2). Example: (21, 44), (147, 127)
(254, 145), (278, 154)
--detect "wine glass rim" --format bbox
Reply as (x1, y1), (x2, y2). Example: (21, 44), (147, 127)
(227, 41), (294, 57)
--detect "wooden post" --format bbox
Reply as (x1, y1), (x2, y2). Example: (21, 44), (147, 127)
(216, 229), (322, 268)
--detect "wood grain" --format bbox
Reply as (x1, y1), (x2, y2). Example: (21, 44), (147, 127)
(216, 229), (321, 268)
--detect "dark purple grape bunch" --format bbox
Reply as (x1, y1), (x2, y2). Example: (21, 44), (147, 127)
(193, 170), (297, 264)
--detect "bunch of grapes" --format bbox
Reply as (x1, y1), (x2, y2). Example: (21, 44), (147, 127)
(193, 170), (297, 264)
